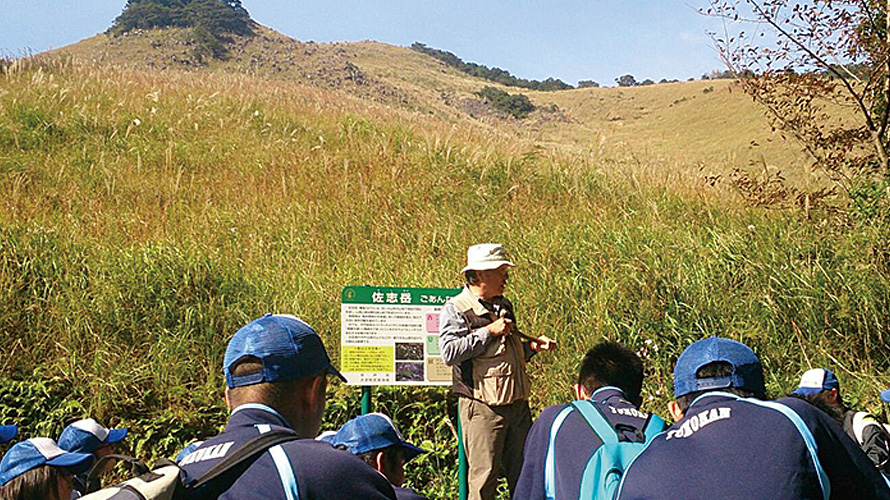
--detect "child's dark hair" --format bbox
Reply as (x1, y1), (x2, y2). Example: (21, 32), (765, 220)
(578, 342), (644, 403)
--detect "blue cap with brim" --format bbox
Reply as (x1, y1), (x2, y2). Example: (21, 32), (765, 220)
(224, 314), (346, 388)
(330, 413), (427, 462)
(0, 425), (17, 444)
(58, 418), (128, 454)
(673, 337), (764, 398)
(881, 389), (890, 404)
(792, 368), (840, 397)
(0, 438), (93, 486)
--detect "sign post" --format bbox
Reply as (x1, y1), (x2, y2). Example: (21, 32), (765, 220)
(340, 286), (465, 499)
(457, 409), (468, 500)
(361, 386), (372, 415)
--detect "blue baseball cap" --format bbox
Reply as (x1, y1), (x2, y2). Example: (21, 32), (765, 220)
(224, 314), (346, 388)
(881, 388), (890, 404)
(673, 337), (765, 398)
(327, 413), (426, 462)
(0, 425), (17, 444)
(58, 418), (128, 454)
(792, 368), (840, 397)
(0, 438), (93, 486)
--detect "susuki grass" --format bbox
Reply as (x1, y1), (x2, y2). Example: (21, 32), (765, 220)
(1, 58), (890, 499)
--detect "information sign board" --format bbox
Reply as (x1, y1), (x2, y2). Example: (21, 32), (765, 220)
(340, 286), (460, 385)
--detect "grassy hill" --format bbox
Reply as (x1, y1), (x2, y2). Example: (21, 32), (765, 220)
(52, 27), (810, 179)
(1, 25), (888, 500)
(53, 25), (409, 104)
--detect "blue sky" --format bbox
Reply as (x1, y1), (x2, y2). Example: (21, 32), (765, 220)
(0, 1), (725, 86)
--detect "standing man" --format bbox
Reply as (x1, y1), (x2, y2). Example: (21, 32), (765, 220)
(615, 337), (890, 500)
(792, 368), (890, 473)
(514, 341), (665, 500)
(439, 243), (555, 500)
(325, 412), (429, 500)
(178, 313), (397, 500)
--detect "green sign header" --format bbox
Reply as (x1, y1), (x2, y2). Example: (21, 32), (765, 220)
(341, 286), (460, 306)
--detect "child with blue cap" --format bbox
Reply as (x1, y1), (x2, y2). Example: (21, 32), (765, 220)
(325, 412), (428, 500)
(884, 389), (890, 436)
(177, 313), (397, 500)
(57, 418), (128, 495)
(0, 437), (93, 500)
(792, 368), (890, 474)
(615, 336), (890, 499)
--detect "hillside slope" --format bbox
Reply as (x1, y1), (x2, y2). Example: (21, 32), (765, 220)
(349, 41), (811, 178)
(50, 24), (810, 179)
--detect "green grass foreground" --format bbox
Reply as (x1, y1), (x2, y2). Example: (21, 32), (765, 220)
(1, 59), (889, 499)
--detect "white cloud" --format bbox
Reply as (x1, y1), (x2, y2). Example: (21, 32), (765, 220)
(679, 31), (707, 44)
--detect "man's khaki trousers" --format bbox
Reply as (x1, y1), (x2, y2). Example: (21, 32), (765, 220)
(459, 397), (532, 500)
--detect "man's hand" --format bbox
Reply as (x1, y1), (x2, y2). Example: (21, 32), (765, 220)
(530, 335), (556, 352)
(487, 316), (513, 336)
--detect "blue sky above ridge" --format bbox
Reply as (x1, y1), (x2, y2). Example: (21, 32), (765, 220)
(0, 1), (726, 86)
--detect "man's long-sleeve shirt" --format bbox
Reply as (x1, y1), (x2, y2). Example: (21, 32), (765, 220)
(439, 300), (494, 366)
(438, 287), (531, 405)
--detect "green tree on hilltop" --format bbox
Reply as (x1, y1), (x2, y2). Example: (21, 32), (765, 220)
(109, 0), (253, 60)
(111, 0), (252, 35)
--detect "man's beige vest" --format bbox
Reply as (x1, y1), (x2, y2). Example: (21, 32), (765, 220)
(448, 287), (530, 406)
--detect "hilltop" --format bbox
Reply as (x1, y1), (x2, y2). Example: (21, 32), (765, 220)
(53, 25), (408, 104)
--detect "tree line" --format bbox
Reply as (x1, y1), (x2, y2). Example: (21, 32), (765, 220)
(411, 42), (573, 91)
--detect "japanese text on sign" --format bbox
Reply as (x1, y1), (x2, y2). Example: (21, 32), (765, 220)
(340, 286), (459, 386)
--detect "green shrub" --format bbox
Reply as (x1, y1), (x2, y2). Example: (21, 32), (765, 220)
(476, 86), (536, 119)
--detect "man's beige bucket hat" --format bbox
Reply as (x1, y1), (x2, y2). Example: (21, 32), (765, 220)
(461, 244), (516, 273)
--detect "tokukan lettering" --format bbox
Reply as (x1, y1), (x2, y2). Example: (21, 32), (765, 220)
(665, 407), (731, 440)
(179, 441), (234, 465)
(609, 406), (648, 419)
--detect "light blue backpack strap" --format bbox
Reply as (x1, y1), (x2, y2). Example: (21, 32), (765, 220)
(268, 444), (301, 500)
(256, 425), (301, 500)
(642, 414), (666, 442)
(570, 400), (619, 445)
(746, 399), (830, 500)
(545, 406), (575, 500)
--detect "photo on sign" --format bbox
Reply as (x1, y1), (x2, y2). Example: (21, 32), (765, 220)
(396, 361), (424, 382)
(395, 342), (424, 361)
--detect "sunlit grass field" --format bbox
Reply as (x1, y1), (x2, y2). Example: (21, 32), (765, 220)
(1, 56), (889, 499)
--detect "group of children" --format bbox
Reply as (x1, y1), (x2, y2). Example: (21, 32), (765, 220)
(513, 337), (890, 500)
(0, 413), (431, 500)
(3, 333), (890, 500)
(0, 418), (126, 500)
